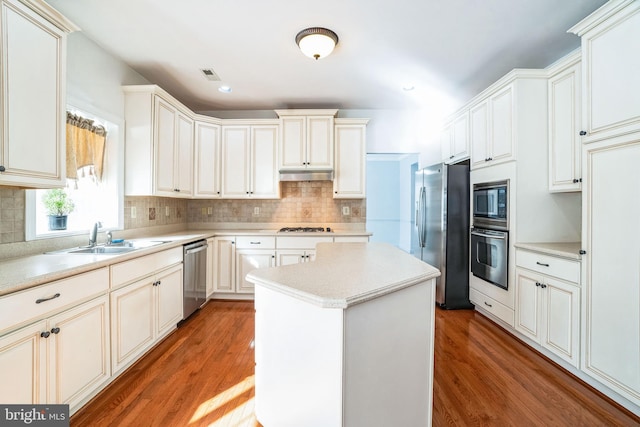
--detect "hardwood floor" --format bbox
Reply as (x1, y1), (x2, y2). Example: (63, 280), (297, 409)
(71, 300), (640, 426)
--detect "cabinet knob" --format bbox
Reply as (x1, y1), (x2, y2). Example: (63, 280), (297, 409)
(51, 327), (61, 334)
(579, 131), (587, 136)
(0, 165), (5, 172)
(217, 191), (220, 194)
(40, 331), (50, 338)
(449, 155), (454, 159)
(157, 280), (161, 286)
(573, 179), (579, 183)
(535, 282), (541, 287)
(579, 250), (586, 255)
(540, 283), (547, 289)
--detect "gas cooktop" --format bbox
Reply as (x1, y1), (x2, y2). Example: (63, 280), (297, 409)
(278, 227), (331, 233)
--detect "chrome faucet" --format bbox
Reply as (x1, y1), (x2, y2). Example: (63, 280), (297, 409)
(106, 231), (113, 245)
(89, 221), (102, 247)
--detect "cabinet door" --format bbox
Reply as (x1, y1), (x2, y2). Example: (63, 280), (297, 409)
(213, 237), (235, 292)
(110, 278), (154, 374)
(277, 250), (306, 266)
(0, 1), (66, 187)
(451, 113), (469, 161)
(154, 98), (178, 196)
(251, 125), (279, 198)
(549, 63), (581, 192)
(206, 239), (215, 298)
(280, 116), (306, 169)
(515, 269), (542, 343)
(582, 135), (640, 404)
(541, 276), (579, 366)
(470, 101), (489, 169)
(579, 3), (640, 139)
(334, 124), (366, 198)
(175, 112), (194, 196)
(221, 126), (250, 197)
(440, 125), (452, 162)
(0, 321), (46, 404)
(489, 85), (514, 162)
(49, 295), (109, 408)
(155, 265), (183, 338)
(236, 250), (276, 294)
(307, 116), (334, 169)
(194, 122), (221, 198)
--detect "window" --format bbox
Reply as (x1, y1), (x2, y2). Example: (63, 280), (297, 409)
(26, 104), (123, 240)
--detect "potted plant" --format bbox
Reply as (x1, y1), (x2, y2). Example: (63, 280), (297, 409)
(42, 188), (75, 230)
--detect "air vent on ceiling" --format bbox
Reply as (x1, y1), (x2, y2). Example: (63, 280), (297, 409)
(200, 68), (221, 81)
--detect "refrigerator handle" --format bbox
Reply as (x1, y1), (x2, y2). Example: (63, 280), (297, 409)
(420, 187), (427, 247)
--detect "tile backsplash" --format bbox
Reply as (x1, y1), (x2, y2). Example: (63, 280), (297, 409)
(0, 181), (364, 246)
(188, 181), (365, 225)
(0, 187), (25, 244)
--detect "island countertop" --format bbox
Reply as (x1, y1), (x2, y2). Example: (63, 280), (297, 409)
(246, 242), (440, 309)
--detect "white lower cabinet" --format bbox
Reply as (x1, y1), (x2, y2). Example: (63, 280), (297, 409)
(276, 249), (316, 265)
(236, 250), (276, 293)
(0, 294), (110, 412)
(110, 263), (182, 375)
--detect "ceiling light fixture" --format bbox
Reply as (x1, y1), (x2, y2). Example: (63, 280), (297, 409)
(295, 27), (339, 60)
(218, 85), (232, 93)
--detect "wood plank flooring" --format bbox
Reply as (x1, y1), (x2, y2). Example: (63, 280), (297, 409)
(71, 300), (640, 426)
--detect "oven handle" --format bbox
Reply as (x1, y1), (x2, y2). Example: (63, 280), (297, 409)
(471, 230), (507, 240)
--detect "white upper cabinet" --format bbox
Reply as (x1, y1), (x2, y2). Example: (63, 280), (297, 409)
(276, 110), (336, 171)
(194, 120), (221, 198)
(441, 111), (470, 164)
(221, 123), (279, 199)
(569, 0), (640, 142)
(333, 119), (368, 199)
(470, 83), (515, 169)
(548, 54), (582, 192)
(0, 0), (77, 188)
(123, 86), (194, 198)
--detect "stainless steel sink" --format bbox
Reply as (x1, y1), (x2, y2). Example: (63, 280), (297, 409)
(67, 246), (139, 254)
(46, 240), (170, 255)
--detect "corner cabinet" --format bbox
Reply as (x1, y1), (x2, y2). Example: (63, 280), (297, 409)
(123, 85), (194, 198)
(221, 123), (279, 199)
(569, 0), (640, 142)
(275, 109), (336, 171)
(470, 83), (515, 169)
(548, 54), (582, 192)
(441, 111), (470, 164)
(0, 0), (78, 188)
(333, 119), (368, 199)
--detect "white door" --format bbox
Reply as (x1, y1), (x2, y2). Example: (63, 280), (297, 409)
(280, 116), (306, 169)
(49, 296), (110, 408)
(307, 116), (334, 169)
(470, 101), (489, 169)
(194, 122), (221, 197)
(213, 238), (235, 292)
(110, 279), (154, 373)
(0, 321), (46, 404)
(582, 134), (640, 404)
(334, 124), (366, 198)
(221, 126), (250, 197)
(515, 269), (541, 342)
(236, 250), (276, 293)
(155, 265), (183, 338)
(277, 250), (306, 266)
(251, 125), (279, 198)
(154, 98), (177, 195)
(489, 85), (514, 162)
(175, 112), (194, 196)
(541, 276), (579, 366)
(451, 112), (469, 160)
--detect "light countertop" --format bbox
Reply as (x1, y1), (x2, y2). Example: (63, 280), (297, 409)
(0, 229), (372, 297)
(514, 242), (582, 260)
(246, 242), (440, 309)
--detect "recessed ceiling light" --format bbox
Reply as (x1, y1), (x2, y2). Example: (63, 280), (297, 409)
(218, 85), (232, 93)
(402, 85), (415, 91)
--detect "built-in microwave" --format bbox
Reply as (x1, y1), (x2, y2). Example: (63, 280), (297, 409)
(473, 180), (509, 231)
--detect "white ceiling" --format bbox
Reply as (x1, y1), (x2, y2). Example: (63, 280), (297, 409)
(47, 0), (607, 114)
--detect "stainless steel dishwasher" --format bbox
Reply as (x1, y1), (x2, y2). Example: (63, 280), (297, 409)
(182, 240), (207, 320)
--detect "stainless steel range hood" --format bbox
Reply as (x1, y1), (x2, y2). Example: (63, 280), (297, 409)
(279, 169), (334, 181)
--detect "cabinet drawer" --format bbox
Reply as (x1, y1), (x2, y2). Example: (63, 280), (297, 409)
(276, 236), (333, 249)
(0, 268), (109, 335)
(515, 249), (580, 284)
(235, 236), (276, 249)
(111, 247), (183, 289)
(470, 288), (514, 326)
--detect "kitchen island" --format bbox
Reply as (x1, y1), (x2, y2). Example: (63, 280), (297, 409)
(246, 242), (440, 427)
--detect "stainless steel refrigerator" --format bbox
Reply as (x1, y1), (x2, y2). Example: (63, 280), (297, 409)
(412, 162), (473, 309)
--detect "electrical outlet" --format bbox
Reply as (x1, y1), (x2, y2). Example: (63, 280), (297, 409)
(342, 206), (350, 216)
(201, 207), (207, 215)
(165, 206), (170, 216)
(207, 207), (213, 215)
(253, 207), (260, 216)
(131, 206), (137, 218)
